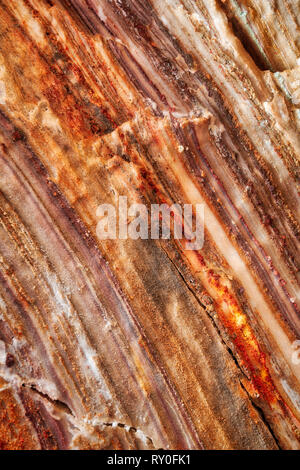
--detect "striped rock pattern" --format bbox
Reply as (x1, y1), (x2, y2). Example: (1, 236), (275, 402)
(0, 0), (299, 449)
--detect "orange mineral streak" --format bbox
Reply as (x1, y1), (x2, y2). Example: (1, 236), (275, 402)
(206, 269), (279, 405)
(185, 247), (281, 406)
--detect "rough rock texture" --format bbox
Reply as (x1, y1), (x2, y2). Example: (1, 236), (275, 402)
(0, 0), (299, 450)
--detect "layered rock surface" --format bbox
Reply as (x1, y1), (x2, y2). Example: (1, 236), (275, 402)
(0, 0), (299, 449)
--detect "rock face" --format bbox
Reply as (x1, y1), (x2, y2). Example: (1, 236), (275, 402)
(0, 0), (299, 450)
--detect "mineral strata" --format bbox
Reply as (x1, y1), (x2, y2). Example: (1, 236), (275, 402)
(0, 0), (299, 450)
